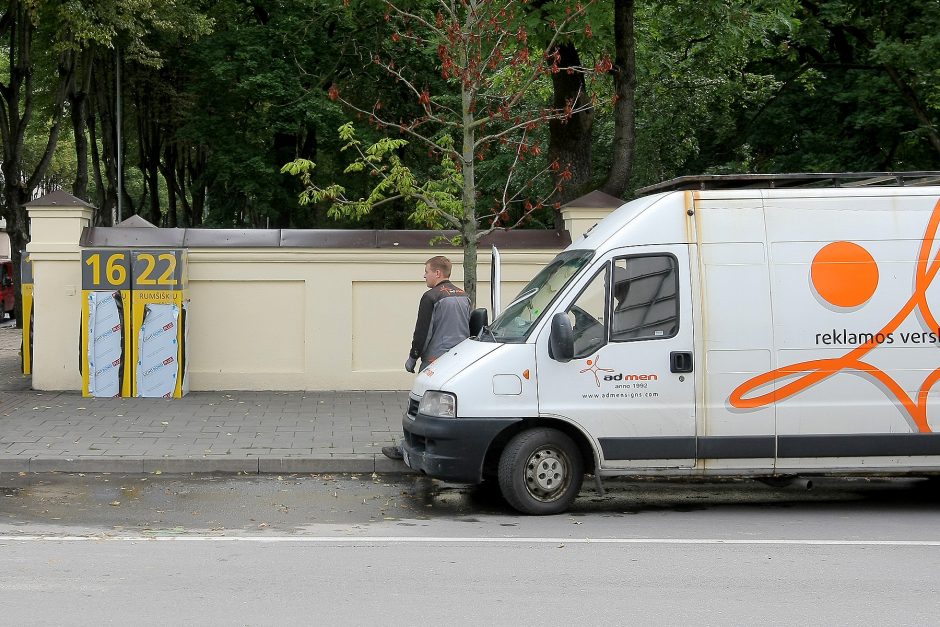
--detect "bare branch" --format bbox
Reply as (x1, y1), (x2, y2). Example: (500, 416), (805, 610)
(373, 58), (461, 120)
(474, 89), (595, 148)
(335, 94), (461, 161)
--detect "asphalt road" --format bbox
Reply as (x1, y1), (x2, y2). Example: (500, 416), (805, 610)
(1, 473), (938, 625)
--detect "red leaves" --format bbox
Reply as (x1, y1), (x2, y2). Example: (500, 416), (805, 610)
(546, 48), (561, 74)
(438, 45), (456, 79)
(391, 32), (400, 43)
(418, 89), (431, 106)
(510, 48), (530, 68)
(584, 24), (593, 38)
(595, 55), (613, 74)
(328, 84), (340, 101)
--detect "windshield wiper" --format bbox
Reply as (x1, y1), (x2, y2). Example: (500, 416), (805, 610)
(480, 324), (498, 343)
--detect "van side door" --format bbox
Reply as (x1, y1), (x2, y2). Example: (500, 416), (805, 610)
(535, 245), (696, 469)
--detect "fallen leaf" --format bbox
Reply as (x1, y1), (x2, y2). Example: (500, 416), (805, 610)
(109, 501), (120, 506)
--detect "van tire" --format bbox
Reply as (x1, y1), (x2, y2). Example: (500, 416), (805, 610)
(498, 428), (584, 515)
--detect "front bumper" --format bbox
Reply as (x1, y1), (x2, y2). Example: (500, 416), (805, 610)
(401, 410), (520, 483)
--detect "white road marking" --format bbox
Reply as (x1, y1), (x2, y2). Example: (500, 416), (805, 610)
(0, 536), (938, 546)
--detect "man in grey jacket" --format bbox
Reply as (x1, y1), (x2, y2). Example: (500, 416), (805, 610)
(383, 255), (470, 460)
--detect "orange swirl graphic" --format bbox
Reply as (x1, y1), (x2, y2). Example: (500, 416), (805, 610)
(729, 198), (940, 433)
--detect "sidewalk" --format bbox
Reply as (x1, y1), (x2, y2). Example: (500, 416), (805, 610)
(0, 326), (412, 474)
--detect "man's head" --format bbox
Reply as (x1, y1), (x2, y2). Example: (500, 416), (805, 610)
(424, 255), (452, 287)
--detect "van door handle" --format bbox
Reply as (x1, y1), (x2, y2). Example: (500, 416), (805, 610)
(670, 351), (693, 373)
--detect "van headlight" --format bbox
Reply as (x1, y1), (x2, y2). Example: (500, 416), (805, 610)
(418, 391), (457, 418)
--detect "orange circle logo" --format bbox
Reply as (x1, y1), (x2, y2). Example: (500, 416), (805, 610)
(811, 241), (878, 307)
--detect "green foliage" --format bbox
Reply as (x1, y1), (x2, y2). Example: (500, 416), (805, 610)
(283, 122), (464, 229)
(676, 0), (940, 176)
(7, 0), (940, 240)
(626, 0), (799, 188)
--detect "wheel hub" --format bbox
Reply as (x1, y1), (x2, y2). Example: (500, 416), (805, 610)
(525, 447), (568, 501)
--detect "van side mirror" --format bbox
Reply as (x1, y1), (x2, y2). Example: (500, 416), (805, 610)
(549, 312), (574, 363)
(469, 308), (488, 338)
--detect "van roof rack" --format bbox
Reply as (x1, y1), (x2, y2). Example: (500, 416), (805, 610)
(635, 171), (940, 197)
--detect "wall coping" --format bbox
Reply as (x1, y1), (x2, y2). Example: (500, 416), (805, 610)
(80, 227), (571, 249)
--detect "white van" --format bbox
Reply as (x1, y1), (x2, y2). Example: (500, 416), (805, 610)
(400, 173), (940, 514)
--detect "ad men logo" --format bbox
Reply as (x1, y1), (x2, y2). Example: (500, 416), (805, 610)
(730, 198), (940, 434)
(579, 354), (658, 388)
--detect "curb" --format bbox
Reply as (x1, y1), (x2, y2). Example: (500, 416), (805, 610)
(0, 455), (417, 476)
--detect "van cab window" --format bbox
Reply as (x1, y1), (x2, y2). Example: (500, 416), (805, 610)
(611, 255), (678, 341)
(567, 265), (608, 358)
(488, 249), (593, 342)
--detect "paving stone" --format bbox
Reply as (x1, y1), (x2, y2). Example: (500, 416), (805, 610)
(142, 458), (260, 473)
(30, 457), (146, 473)
(0, 327), (415, 475)
(0, 458), (30, 472)
(259, 456), (374, 474)
(374, 456), (416, 474)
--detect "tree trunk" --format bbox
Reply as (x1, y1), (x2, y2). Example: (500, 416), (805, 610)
(162, 142), (179, 227)
(0, 1), (70, 327)
(187, 148), (208, 226)
(547, 41), (594, 223)
(601, 0), (637, 198)
(69, 49), (95, 201)
(885, 65), (940, 159)
(460, 53), (478, 306)
(92, 61), (120, 222)
(135, 78), (163, 226)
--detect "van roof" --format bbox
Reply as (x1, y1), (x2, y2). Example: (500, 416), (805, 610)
(635, 171), (940, 197)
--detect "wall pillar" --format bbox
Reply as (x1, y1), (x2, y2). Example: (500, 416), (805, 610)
(559, 190), (623, 242)
(25, 191), (95, 390)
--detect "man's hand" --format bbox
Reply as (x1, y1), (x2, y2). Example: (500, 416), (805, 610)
(405, 357), (417, 373)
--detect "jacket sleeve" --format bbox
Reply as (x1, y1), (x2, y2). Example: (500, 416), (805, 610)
(410, 291), (435, 359)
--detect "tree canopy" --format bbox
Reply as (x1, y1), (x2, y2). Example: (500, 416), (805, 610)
(1, 0), (938, 305)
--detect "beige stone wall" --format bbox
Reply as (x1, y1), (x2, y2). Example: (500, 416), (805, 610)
(26, 195), (614, 392)
(183, 248), (547, 391)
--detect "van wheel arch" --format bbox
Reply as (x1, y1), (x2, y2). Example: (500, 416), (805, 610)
(482, 418), (597, 481)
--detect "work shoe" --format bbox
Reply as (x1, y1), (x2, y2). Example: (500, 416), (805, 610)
(381, 445), (404, 460)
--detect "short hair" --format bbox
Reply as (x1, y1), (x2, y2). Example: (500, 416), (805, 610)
(426, 255), (452, 277)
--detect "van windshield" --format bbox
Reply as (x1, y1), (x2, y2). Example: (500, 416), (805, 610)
(486, 249), (594, 342)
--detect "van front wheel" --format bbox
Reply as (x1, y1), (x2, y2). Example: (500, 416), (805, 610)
(498, 428), (584, 515)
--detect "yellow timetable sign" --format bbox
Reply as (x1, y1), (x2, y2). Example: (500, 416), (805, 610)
(80, 249), (133, 397)
(82, 249), (132, 291)
(20, 252), (32, 375)
(131, 249), (189, 398)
